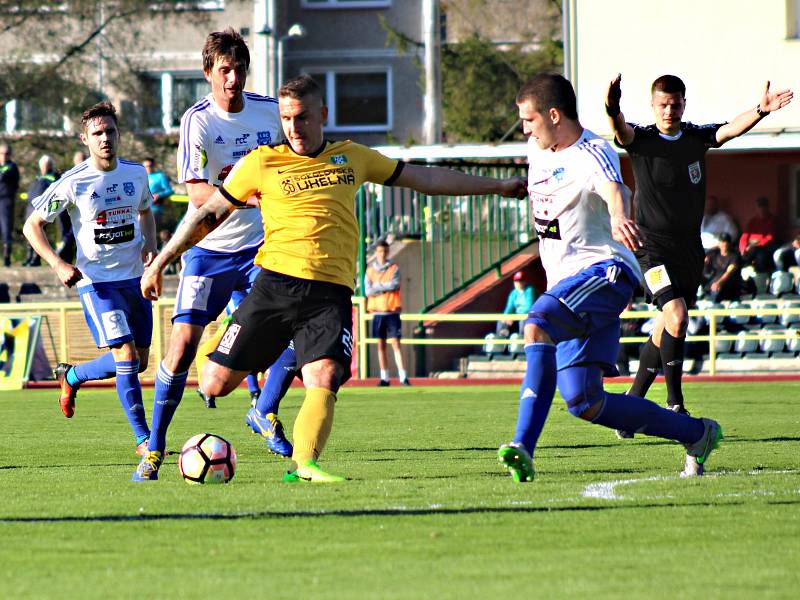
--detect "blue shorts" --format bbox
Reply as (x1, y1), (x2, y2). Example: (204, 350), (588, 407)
(526, 260), (637, 375)
(372, 313), (402, 339)
(79, 278), (153, 349)
(173, 245), (260, 326)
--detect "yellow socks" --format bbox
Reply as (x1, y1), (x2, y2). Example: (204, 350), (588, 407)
(292, 387), (337, 463)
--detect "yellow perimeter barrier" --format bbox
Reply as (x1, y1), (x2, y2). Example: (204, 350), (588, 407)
(2, 300), (798, 380)
(357, 307), (800, 377)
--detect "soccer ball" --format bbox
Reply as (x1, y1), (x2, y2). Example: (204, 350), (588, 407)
(179, 433), (237, 484)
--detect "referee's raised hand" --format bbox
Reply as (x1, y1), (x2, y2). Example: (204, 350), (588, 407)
(606, 74), (623, 114)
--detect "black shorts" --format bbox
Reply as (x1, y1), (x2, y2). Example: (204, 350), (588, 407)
(210, 269), (354, 382)
(636, 234), (704, 309)
(372, 313), (402, 339)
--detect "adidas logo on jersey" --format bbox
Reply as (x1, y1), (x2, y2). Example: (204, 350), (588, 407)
(215, 136), (224, 144)
(91, 191), (100, 199)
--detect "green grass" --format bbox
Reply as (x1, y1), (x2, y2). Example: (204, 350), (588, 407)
(1, 382), (799, 599)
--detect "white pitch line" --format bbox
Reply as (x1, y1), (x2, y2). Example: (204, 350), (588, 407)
(582, 468), (800, 501)
(582, 476), (666, 500)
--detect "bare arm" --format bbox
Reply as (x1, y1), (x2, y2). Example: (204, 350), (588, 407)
(392, 164), (527, 198)
(716, 81), (793, 145)
(186, 180), (217, 209)
(138, 207), (157, 267)
(606, 74), (635, 146)
(597, 181), (642, 251)
(141, 190), (234, 300)
(22, 213), (82, 287)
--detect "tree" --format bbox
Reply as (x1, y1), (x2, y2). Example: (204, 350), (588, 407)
(0, 1), (210, 126)
(381, 0), (563, 143)
(440, 35), (561, 142)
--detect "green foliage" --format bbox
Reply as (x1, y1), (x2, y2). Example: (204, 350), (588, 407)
(0, 1), (210, 117)
(441, 35), (562, 142)
(1, 382), (799, 598)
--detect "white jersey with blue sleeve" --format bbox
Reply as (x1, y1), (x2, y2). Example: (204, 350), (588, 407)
(527, 129), (642, 289)
(177, 91), (281, 253)
(32, 159), (152, 287)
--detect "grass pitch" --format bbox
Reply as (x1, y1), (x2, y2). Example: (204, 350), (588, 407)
(1, 381), (799, 599)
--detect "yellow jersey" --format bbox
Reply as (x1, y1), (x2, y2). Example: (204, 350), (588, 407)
(221, 140), (402, 290)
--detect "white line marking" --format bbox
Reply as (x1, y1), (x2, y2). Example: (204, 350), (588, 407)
(582, 468), (800, 501)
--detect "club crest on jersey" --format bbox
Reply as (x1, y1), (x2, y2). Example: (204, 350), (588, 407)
(123, 181), (135, 197)
(552, 167), (565, 182)
(688, 161), (702, 184)
(331, 154), (348, 165)
(257, 131), (272, 146)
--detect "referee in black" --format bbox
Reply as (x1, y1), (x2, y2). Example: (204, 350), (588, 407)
(605, 74), (792, 435)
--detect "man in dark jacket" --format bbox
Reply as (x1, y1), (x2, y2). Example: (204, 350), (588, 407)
(0, 143), (20, 266)
(23, 155), (59, 266)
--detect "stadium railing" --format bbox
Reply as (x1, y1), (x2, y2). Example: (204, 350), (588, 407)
(354, 304), (800, 378)
(2, 300), (798, 382)
(353, 160), (530, 311)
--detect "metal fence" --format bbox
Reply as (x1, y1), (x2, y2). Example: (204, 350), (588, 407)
(355, 162), (530, 310)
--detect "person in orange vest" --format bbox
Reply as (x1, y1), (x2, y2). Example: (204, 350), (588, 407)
(365, 240), (409, 386)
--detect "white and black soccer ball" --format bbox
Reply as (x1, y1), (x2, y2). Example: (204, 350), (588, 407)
(179, 433), (237, 484)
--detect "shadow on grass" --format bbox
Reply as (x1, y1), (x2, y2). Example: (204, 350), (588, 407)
(1, 499), (768, 524)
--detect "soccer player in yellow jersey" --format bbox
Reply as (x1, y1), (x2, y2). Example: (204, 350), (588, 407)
(142, 74), (526, 482)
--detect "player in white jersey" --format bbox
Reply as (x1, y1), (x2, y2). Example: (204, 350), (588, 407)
(496, 74), (722, 483)
(23, 102), (156, 456)
(135, 28), (293, 481)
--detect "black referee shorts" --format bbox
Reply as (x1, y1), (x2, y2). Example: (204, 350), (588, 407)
(636, 237), (704, 310)
(210, 269), (354, 382)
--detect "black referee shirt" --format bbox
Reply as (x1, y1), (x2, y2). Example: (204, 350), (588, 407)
(617, 122), (723, 238)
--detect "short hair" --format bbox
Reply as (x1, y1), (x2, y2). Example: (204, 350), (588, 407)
(39, 155), (54, 171)
(651, 75), (686, 97)
(202, 27), (250, 73)
(718, 233), (732, 244)
(516, 73), (578, 120)
(279, 74), (323, 102)
(81, 101), (118, 131)
(376, 240), (390, 249)
(143, 157), (155, 165)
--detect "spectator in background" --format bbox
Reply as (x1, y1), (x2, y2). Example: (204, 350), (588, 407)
(142, 157), (174, 229)
(0, 143), (20, 267)
(365, 240), (410, 386)
(739, 196), (778, 273)
(54, 151), (87, 263)
(701, 195), (738, 251)
(703, 233), (742, 302)
(497, 271), (536, 336)
(23, 155), (59, 266)
(773, 234), (800, 272)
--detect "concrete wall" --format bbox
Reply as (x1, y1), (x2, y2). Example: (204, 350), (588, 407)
(569, 0), (800, 136)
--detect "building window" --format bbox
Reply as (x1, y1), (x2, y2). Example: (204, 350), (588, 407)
(3, 99), (66, 133)
(308, 69), (391, 131)
(130, 72), (209, 131)
(170, 76), (210, 128)
(301, 0), (391, 9)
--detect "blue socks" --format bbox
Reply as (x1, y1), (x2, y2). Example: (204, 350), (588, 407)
(68, 352), (116, 386)
(246, 373), (260, 396)
(512, 344), (557, 455)
(592, 391), (704, 444)
(149, 361), (188, 452)
(114, 360), (150, 443)
(256, 345), (297, 415)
